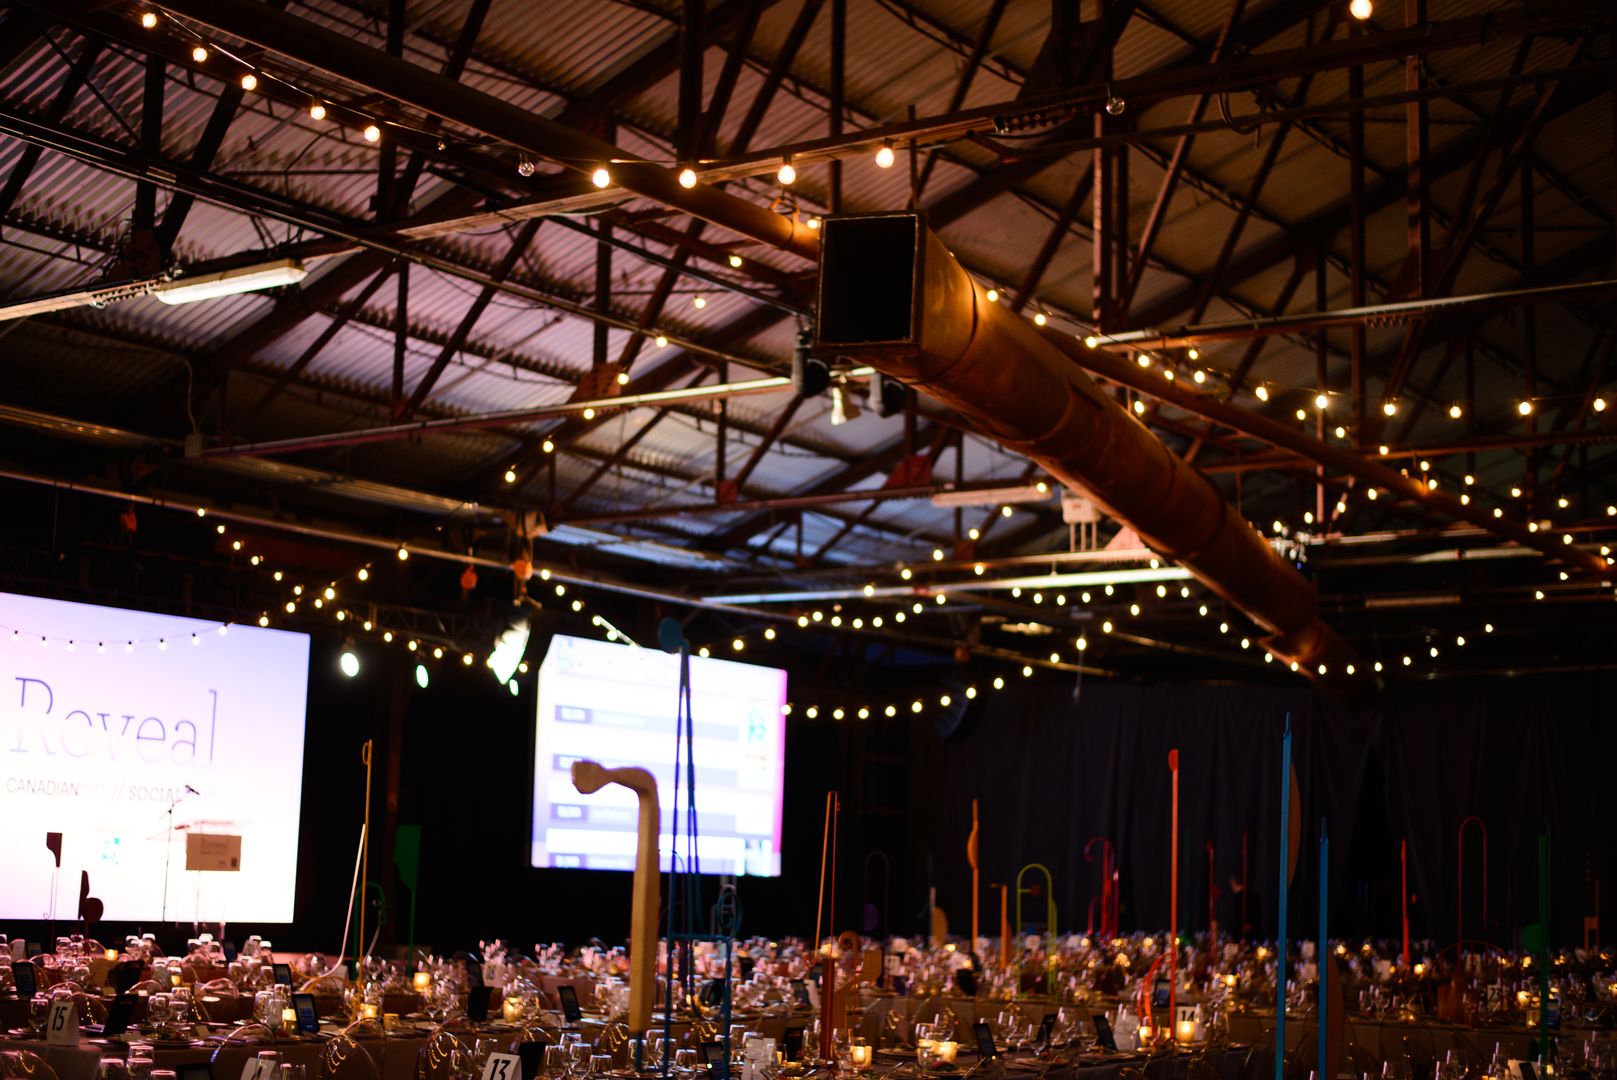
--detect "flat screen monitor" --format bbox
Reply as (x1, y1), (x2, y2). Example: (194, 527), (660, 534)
(529, 635), (786, 877)
(0, 590), (310, 921)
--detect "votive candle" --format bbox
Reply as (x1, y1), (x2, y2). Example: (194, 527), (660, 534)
(935, 1041), (958, 1064)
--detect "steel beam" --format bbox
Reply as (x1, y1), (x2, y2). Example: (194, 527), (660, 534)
(144, 0), (819, 259)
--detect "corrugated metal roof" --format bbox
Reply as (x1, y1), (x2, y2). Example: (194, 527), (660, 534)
(0, 0), (1610, 574)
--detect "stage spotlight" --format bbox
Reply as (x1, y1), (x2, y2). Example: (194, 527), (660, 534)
(415, 663), (429, 689)
(339, 643), (360, 678)
(489, 616), (531, 683)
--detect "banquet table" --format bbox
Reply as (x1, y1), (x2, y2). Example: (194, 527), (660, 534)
(854, 992), (1060, 1041)
(1225, 1013), (1616, 1064)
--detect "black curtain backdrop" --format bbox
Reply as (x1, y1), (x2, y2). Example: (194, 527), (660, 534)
(13, 633), (1610, 957)
(879, 674), (1615, 953)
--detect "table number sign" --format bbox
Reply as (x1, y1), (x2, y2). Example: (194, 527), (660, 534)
(46, 998), (79, 1046)
(480, 1052), (522, 1080)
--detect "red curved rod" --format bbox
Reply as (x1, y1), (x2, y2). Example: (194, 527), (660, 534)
(1085, 836), (1116, 937)
(1457, 815), (1489, 958)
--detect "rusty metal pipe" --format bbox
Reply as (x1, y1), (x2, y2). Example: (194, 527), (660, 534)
(814, 212), (1363, 693)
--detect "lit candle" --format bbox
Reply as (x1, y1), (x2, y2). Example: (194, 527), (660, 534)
(281, 1007), (297, 1033)
(1138, 1026), (1154, 1044)
(850, 1044), (872, 1069)
(105, 948), (120, 962)
(1175, 1019), (1196, 1044)
(360, 1003), (378, 1020)
(413, 971), (431, 992)
(502, 998), (522, 1023)
(171, 973), (182, 986)
(1223, 974), (1237, 988)
(1516, 990), (1531, 1007)
(935, 1041), (958, 1064)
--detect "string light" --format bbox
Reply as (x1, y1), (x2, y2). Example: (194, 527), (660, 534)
(1349, 0), (1373, 21)
(309, 102), (327, 121)
(1255, 385), (1270, 402)
(677, 167), (697, 189)
(777, 159), (796, 185)
(1518, 400), (1534, 417)
(875, 141), (895, 168)
(592, 166), (611, 188)
(191, 45), (209, 63)
(1382, 400), (1398, 416)
(363, 124), (381, 143)
(1448, 403), (1463, 419)
(140, 10), (159, 28)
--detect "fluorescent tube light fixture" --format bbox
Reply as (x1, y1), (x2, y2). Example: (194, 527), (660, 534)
(152, 258), (308, 305)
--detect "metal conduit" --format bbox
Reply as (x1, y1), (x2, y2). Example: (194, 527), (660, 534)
(813, 212), (1365, 696)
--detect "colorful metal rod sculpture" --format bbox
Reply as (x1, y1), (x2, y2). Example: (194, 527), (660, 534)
(1084, 837), (1116, 938)
(1318, 819), (1328, 1080)
(1167, 748), (1180, 1024)
(814, 791), (841, 1060)
(992, 883), (1010, 968)
(1275, 717), (1292, 1080)
(1401, 838), (1411, 968)
(1015, 863), (1057, 944)
(968, 800), (981, 952)
(571, 760), (660, 1034)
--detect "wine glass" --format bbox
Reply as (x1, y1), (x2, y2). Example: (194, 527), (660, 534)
(29, 994), (50, 1033)
(587, 1055), (611, 1078)
(148, 993), (174, 1034)
(568, 1041), (592, 1077)
(672, 1049), (697, 1077)
(543, 1047), (569, 1079)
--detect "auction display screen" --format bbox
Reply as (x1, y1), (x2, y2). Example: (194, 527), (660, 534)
(531, 635), (787, 876)
(0, 591), (310, 922)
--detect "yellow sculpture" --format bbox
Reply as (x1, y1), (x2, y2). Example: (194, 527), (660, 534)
(571, 760), (660, 1035)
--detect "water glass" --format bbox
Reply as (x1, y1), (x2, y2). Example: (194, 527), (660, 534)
(588, 1054), (611, 1077)
(543, 1046), (569, 1078)
(29, 994), (50, 1032)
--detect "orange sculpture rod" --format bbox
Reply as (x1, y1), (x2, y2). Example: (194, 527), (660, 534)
(571, 760), (659, 1034)
(969, 799), (981, 951)
(993, 883), (1010, 968)
(1168, 748), (1180, 1025)
(1207, 841), (1217, 953)
(813, 792), (840, 1060)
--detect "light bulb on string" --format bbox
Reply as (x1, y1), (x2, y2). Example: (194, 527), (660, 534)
(308, 102), (327, 121)
(191, 45), (208, 63)
(240, 73), (258, 92)
(1449, 403), (1463, 420)
(1382, 399), (1398, 416)
(875, 141), (895, 168)
(728, 254), (743, 268)
(1518, 400), (1534, 417)
(363, 124), (381, 143)
(677, 166), (697, 189)
(1594, 396), (1608, 412)
(1349, 0), (1373, 20)
(777, 158), (796, 185)
(1314, 393), (1328, 410)
(1255, 385), (1269, 402)
(140, 10), (159, 28)
(591, 166), (611, 188)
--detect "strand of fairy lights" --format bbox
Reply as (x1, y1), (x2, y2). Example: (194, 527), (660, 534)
(6, 496), (1609, 709)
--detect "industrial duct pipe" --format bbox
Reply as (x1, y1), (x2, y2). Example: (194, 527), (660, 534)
(814, 212), (1364, 694)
